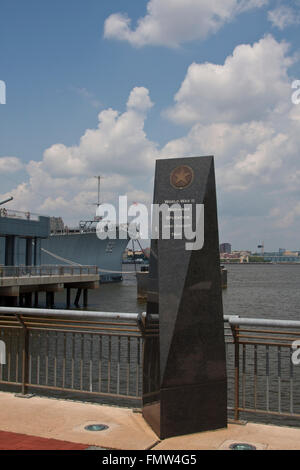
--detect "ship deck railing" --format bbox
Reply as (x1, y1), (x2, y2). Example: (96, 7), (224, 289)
(50, 229), (97, 235)
(0, 309), (300, 425)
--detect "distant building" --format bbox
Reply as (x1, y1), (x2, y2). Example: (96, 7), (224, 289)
(50, 217), (64, 233)
(263, 251), (300, 263)
(233, 250), (251, 257)
(220, 243), (232, 254)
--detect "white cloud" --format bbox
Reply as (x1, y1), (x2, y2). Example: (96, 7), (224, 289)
(165, 35), (294, 125)
(2, 36), (300, 249)
(104, 0), (268, 48)
(127, 87), (153, 112)
(161, 119), (293, 191)
(1, 162), (153, 223)
(71, 87), (102, 109)
(159, 34), (300, 247)
(42, 87), (157, 178)
(0, 88), (157, 223)
(160, 106), (300, 247)
(270, 202), (300, 229)
(0, 157), (24, 173)
(268, 4), (300, 30)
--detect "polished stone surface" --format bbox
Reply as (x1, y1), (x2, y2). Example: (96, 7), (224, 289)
(143, 156), (227, 439)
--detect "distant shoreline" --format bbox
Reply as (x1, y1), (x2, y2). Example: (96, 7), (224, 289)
(221, 262), (300, 265)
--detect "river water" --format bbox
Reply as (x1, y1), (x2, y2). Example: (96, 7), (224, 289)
(53, 263), (300, 321)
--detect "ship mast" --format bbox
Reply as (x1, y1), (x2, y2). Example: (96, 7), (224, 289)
(94, 176), (102, 208)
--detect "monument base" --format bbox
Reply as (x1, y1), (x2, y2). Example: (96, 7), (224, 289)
(143, 380), (227, 439)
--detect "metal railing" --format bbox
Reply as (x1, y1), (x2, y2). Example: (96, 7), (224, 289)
(0, 307), (300, 424)
(226, 316), (300, 425)
(0, 307), (151, 407)
(0, 265), (98, 278)
(0, 208), (40, 221)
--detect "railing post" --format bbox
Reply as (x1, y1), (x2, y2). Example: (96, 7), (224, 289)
(232, 324), (240, 422)
(15, 314), (29, 396)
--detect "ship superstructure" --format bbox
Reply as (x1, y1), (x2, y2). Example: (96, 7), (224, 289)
(41, 178), (129, 282)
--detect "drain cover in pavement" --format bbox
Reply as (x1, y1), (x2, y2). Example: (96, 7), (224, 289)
(219, 440), (267, 450)
(84, 424), (109, 432)
(229, 443), (256, 450)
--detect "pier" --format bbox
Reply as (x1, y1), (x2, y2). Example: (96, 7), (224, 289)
(0, 265), (99, 308)
(0, 208), (49, 267)
(0, 207), (100, 308)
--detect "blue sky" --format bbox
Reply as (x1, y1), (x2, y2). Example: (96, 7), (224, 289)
(0, 0), (300, 250)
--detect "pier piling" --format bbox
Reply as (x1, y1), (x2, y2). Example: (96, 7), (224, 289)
(34, 292), (39, 308)
(83, 289), (88, 308)
(66, 288), (71, 309)
(74, 288), (82, 308)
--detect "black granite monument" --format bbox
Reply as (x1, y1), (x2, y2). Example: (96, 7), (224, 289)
(142, 156), (227, 439)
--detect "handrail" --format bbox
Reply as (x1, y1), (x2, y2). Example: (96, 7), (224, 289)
(0, 306), (142, 322)
(0, 309), (293, 328)
(226, 315), (300, 423)
(0, 208), (41, 221)
(228, 316), (300, 328)
(0, 307), (147, 402)
(1, 309), (300, 422)
(0, 265), (98, 277)
(0, 307), (159, 329)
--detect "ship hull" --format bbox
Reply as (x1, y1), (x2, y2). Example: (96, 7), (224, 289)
(41, 232), (128, 283)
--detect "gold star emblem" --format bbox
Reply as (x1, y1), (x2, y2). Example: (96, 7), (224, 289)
(170, 165), (194, 189)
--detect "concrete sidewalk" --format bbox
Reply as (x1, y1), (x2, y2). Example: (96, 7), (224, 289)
(0, 392), (300, 450)
(0, 392), (158, 450)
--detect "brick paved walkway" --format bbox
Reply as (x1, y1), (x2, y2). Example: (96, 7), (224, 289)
(0, 430), (88, 450)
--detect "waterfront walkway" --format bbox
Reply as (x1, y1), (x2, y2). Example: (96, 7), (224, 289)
(0, 431), (88, 450)
(1, 392), (300, 450)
